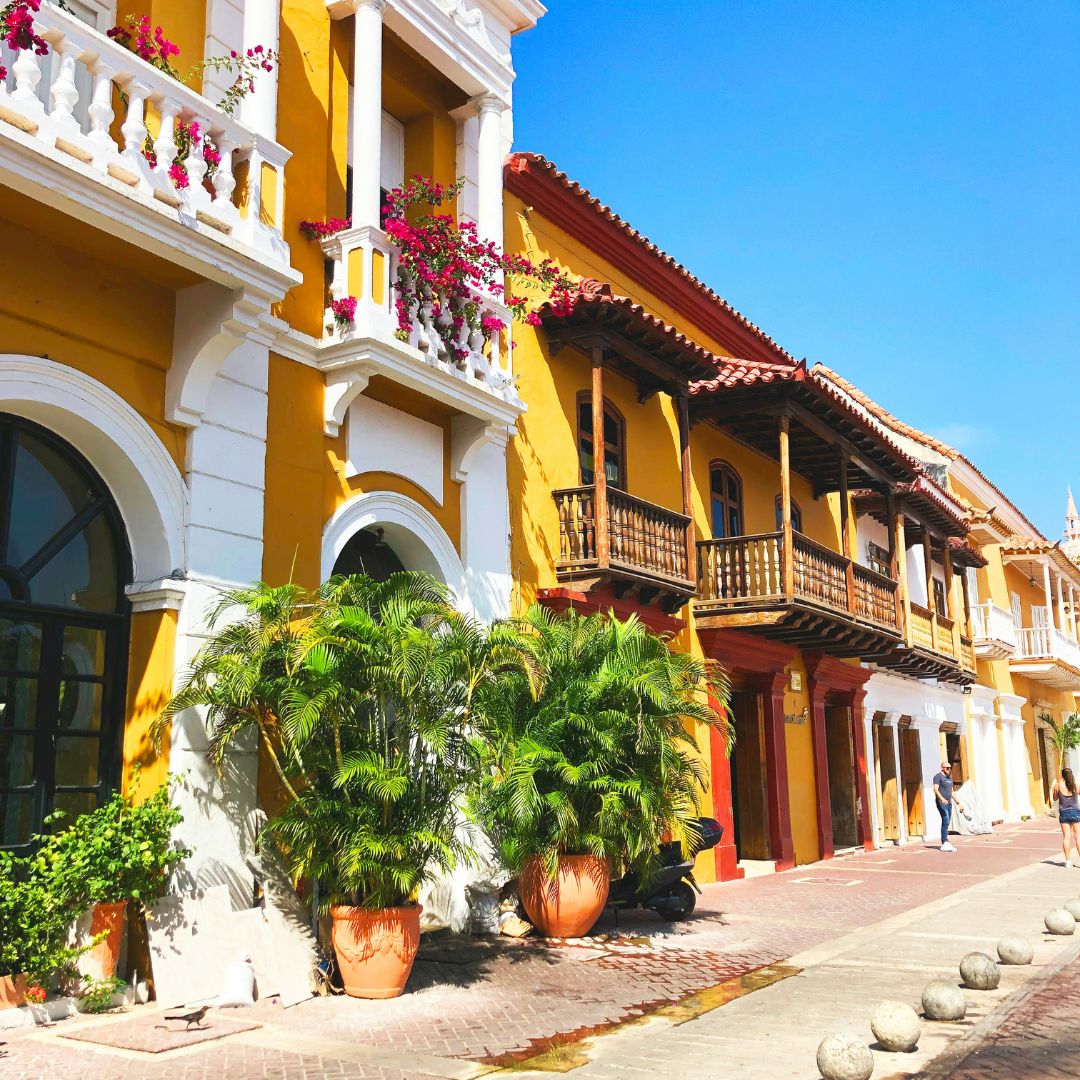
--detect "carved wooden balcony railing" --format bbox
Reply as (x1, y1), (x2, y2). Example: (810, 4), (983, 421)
(553, 485), (695, 606)
(909, 603), (935, 651)
(960, 636), (976, 672)
(695, 530), (901, 655)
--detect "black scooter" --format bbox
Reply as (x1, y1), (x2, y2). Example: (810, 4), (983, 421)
(606, 816), (723, 921)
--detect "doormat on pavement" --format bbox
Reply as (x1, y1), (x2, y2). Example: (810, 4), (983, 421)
(59, 1010), (261, 1053)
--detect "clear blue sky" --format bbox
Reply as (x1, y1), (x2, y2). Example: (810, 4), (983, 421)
(511, 1), (1079, 538)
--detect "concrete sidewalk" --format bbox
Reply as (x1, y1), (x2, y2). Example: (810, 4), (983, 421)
(509, 839), (1080, 1079)
(0, 819), (1069, 1079)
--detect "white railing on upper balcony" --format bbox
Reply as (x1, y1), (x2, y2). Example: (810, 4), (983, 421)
(321, 225), (520, 405)
(0, 3), (289, 265)
(971, 602), (1019, 649)
(1017, 626), (1080, 669)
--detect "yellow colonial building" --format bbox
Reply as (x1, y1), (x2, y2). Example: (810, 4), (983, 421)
(0, 0), (1072, 923)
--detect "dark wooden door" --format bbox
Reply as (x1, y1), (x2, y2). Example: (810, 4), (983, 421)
(730, 689), (769, 860)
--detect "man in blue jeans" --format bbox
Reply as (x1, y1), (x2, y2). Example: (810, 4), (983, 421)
(933, 761), (966, 852)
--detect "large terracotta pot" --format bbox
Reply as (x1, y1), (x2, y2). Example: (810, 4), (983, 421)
(330, 904), (421, 999)
(0, 973), (27, 1010)
(83, 900), (127, 981)
(519, 854), (610, 938)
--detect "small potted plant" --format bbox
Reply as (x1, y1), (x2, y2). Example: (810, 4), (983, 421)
(471, 606), (730, 937)
(39, 784), (187, 981)
(158, 572), (498, 998)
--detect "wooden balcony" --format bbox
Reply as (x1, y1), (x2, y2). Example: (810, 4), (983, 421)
(694, 530), (903, 656)
(872, 602), (974, 683)
(553, 485), (695, 610)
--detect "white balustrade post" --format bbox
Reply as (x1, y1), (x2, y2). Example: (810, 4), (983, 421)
(11, 45), (44, 112)
(48, 39), (82, 134)
(211, 134), (237, 210)
(474, 93), (506, 251)
(152, 97), (179, 185)
(86, 61), (116, 164)
(120, 78), (152, 179)
(350, 0), (384, 229)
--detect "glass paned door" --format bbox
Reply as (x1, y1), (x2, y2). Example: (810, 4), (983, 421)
(0, 610), (120, 848)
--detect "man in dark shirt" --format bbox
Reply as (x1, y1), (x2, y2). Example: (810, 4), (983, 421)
(933, 761), (966, 851)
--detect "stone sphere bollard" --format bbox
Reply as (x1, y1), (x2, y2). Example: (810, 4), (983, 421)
(922, 980), (967, 1021)
(816, 1033), (874, 1080)
(959, 952), (1001, 990)
(997, 935), (1034, 965)
(870, 999), (921, 1052)
(1045, 908), (1076, 935)
(1065, 898), (1080, 920)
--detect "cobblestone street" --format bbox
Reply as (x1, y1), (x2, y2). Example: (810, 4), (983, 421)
(0, 820), (1071, 1079)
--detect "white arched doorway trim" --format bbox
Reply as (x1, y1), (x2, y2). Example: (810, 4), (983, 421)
(0, 356), (188, 585)
(322, 490), (466, 603)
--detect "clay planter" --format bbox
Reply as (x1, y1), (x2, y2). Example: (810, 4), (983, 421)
(330, 904), (421, 999)
(83, 900), (127, 981)
(0, 973), (27, 1010)
(520, 854), (610, 938)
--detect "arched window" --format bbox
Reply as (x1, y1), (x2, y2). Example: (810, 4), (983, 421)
(774, 495), (803, 534)
(577, 394), (626, 490)
(710, 462), (743, 539)
(0, 414), (131, 849)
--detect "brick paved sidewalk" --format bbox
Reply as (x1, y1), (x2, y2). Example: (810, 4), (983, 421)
(0, 819), (1063, 1079)
(920, 954), (1080, 1079)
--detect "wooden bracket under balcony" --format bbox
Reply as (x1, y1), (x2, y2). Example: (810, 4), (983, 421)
(553, 484), (696, 613)
(693, 530), (904, 658)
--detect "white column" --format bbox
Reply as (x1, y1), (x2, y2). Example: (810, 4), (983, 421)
(1056, 573), (1068, 640)
(1043, 562), (1056, 630)
(474, 93), (507, 250)
(1070, 585), (1078, 641)
(241, 0), (281, 140)
(884, 713), (908, 846)
(864, 708), (879, 848)
(351, 0), (385, 228)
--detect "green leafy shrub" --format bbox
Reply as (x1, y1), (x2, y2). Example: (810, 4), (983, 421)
(38, 783), (188, 909)
(470, 606), (731, 883)
(0, 850), (85, 983)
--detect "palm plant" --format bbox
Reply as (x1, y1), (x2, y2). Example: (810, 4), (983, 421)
(470, 605), (731, 883)
(158, 572), (497, 911)
(1041, 712), (1080, 771)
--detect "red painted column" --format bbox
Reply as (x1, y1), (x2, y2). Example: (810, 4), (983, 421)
(708, 695), (743, 881)
(760, 674), (795, 870)
(808, 680), (834, 861)
(850, 689), (873, 850)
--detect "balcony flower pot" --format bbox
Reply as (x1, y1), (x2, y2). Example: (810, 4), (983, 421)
(0, 973), (27, 1010)
(81, 900), (127, 981)
(329, 904), (421, 999)
(519, 854), (610, 938)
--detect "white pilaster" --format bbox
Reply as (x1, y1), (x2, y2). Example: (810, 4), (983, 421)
(240, 0), (281, 140)
(351, 0), (385, 228)
(170, 338), (271, 908)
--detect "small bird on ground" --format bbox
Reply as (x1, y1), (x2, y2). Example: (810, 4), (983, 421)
(164, 1005), (210, 1030)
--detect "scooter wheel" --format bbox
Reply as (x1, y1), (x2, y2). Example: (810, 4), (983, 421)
(654, 881), (696, 921)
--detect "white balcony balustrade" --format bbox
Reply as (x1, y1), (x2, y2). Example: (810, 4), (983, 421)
(320, 225), (521, 409)
(970, 601), (1019, 658)
(0, 3), (292, 282)
(1012, 625), (1080, 690)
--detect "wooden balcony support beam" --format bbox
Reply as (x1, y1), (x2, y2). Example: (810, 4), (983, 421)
(591, 345), (609, 566)
(779, 414), (794, 602)
(677, 392), (696, 582)
(922, 532), (938, 651)
(942, 545), (963, 660)
(839, 449), (856, 614)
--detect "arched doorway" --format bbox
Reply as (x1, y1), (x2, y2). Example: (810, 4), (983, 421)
(332, 527), (406, 582)
(0, 414), (131, 849)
